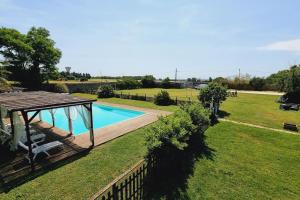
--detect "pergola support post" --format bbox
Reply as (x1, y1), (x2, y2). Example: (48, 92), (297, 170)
(21, 111), (35, 171)
(67, 107), (73, 135)
(9, 112), (14, 138)
(88, 103), (94, 147)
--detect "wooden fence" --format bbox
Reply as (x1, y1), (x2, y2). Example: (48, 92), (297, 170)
(114, 92), (193, 105)
(90, 158), (156, 200)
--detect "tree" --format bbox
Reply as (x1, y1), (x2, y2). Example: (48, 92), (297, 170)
(198, 82), (227, 116)
(249, 77), (266, 91)
(162, 77), (171, 88)
(0, 61), (10, 79)
(213, 77), (229, 86)
(0, 27), (61, 89)
(141, 75), (156, 88)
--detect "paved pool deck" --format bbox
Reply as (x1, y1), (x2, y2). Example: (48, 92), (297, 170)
(36, 101), (172, 148)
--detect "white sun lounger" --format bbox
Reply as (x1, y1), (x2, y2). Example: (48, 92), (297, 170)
(18, 140), (64, 162)
(0, 126), (46, 145)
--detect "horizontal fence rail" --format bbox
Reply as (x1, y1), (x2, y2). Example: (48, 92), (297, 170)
(114, 92), (194, 105)
(90, 158), (156, 200)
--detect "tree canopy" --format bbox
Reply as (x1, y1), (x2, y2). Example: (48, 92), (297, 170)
(141, 75), (156, 88)
(0, 27), (61, 89)
(198, 82), (227, 106)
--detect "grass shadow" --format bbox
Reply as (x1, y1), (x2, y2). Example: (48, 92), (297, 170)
(218, 110), (231, 118)
(144, 132), (215, 199)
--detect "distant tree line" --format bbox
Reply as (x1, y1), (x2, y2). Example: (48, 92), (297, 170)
(58, 71), (91, 81)
(213, 65), (300, 93)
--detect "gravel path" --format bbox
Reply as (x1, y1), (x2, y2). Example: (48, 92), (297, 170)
(228, 90), (284, 96)
(219, 118), (299, 135)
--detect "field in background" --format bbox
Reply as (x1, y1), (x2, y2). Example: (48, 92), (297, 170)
(221, 93), (300, 130)
(116, 89), (298, 131)
(49, 79), (118, 84)
(73, 93), (178, 112)
(116, 88), (200, 101)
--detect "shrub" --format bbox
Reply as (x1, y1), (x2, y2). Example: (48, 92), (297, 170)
(79, 77), (88, 82)
(141, 75), (156, 88)
(154, 90), (173, 106)
(97, 85), (114, 98)
(180, 103), (210, 132)
(116, 78), (141, 89)
(145, 110), (195, 158)
(0, 77), (11, 93)
(249, 77), (266, 91)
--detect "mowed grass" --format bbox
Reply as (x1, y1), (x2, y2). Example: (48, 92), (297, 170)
(116, 88), (199, 101)
(0, 124), (148, 200)
(49, 79), (118, 84)
(73, 93), (178, 112)
(2, 122), (298, 199)
(184, 121), (300, 199)
(221, 93), (300, 130)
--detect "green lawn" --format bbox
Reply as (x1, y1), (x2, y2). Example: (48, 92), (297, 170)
(2, 92), (299, 199)
(0, 124), (149, 200)
(221, 93), (300, 130)
(116, 88), (199, 101)
(153, 121), (300, 199)
(73, 93), (178, 112)
(2, 122), (299, 200)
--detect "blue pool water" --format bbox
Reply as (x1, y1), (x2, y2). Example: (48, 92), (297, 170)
(32, 104), (144, 135)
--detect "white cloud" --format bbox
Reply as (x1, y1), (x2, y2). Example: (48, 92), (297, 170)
(258, 39), (300, 52)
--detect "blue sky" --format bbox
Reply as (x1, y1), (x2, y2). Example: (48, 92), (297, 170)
(1, 0), (300, 79)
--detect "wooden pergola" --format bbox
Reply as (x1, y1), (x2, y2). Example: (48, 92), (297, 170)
(0, 91), (96, 171)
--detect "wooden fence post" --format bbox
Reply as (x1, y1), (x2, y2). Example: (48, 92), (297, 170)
(112, 183), (118, 199)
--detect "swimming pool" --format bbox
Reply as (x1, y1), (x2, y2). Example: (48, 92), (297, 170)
(33, 104), (144, 135)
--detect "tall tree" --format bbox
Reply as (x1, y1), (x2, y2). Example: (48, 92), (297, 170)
(0, 27), (61, 89)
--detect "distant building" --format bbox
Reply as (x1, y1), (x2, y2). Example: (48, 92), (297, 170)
(194, 83), (208, 89)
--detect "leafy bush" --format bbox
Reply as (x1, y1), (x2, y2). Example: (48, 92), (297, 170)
(154, 90), (174, 106)
(0, 77), (11, 93)
(80, 77), (88, 82)
(97, 85), (114, 98)
(45, 83), (69, 93)
(249, 77), (266, 91)
(116, 78), (141, 89)
(145, 103), (210, 170)
(145, 110), (195, 157)
(144, 104), (210, 198)
(180, 103), (210, 132)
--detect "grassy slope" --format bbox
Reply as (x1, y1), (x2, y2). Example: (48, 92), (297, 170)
(116, 88), (199, 101)
(73, 93), (178, 112)
(185, 122), (300, 199)
(0, 125), (148, 200)
(221, 93), (300, 129)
